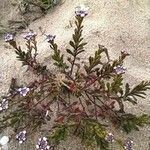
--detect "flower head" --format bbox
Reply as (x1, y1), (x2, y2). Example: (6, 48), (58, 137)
(36, 137), (50, 150)
(4, 33), (14, 42)
(114, 65), (126, 75)
(0, 99), (8, 111)
(22, 31), (37, 40)
(124, 139), (133, 150)
(17, 87), (30, 97)
(16, 130), (27, 144)
(105, 132), (115, 143)
(45, 34), (56, 43)
(75, 5), (89, 17)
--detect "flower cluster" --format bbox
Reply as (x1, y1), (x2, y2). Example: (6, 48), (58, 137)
(124, 139), (133, 150)
(36, 137), (50, 150)
(105, 132), (114, 143)
(45, 34), (56, 43)
(22, 31), (37, 41)
(75, 5), (89, 17)
(4, 33), (14, 42)
(0, 99), (8, 111)
(17, 87), (30, 97)
(114, 65), (126, 75)
(16, 130), (27, 144)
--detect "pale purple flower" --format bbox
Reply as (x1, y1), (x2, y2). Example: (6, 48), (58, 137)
(22, 31), (37, 40)
(45, 34), (56, 42)
(75, 5), (89, 17)
(105, 132), (114, 143)
(16, 130), (27, 144)
(17, 87), (30, 96)
(124, 139), (133, 150)
(0, 99), (8, 111)
(114, 65), (126, 75)
(36, 137), (50, 150)
(4, 33), (14, 42)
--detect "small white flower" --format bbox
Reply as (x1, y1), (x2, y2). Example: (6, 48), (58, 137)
(75, 4), (89, 17)
(0, 136), (9, 146)
(17, 87), (30, 97)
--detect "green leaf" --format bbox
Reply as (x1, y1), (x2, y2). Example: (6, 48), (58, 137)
(76, 50), (85, 55)
(69, 41), (76, 49)
(123, 81), (150, 104)
(78, 42), (87, 48)
(66, 49), (74, 55)
(110, 75), (123, 94)
(49, 125), (70, 144)
(84, 49), (103, 74)
(118, 114), (150, 133)
(50, 42), (68, 70)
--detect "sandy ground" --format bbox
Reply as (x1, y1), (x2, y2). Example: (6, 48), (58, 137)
(0, 0), (150, 149)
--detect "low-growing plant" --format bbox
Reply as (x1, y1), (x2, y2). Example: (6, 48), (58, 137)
(1, 5), (150, 150)
(22, 0), (61, 13)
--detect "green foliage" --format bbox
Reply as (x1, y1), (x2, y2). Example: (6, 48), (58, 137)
(13, 39), (35, 65)
(118, 114), (150, 133)
(123, 81), (150, 104)
(106, 75), (123, 95)
(48, 120), (111, 150)
(48, 125), (71, 144)
(14, 46), (29, 65)
(9, 38), (48, 75)
(23, 0), (61, 12)
(66, 16), (87, 75)
(0, 103), (44, 133)
(84, 49), (103, 74)
(50, 41), (68, 70)
(75, 119), (109, 150)
(39, 0), (61, 11)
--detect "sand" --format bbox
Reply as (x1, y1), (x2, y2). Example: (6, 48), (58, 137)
(0, 0), (150, 149)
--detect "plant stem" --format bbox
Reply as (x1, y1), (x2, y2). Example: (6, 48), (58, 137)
(32, 39), (38, 62)
(29, 93), (51, 110)
(93, 97), (98, 120)
(70, 56), (76, 76)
